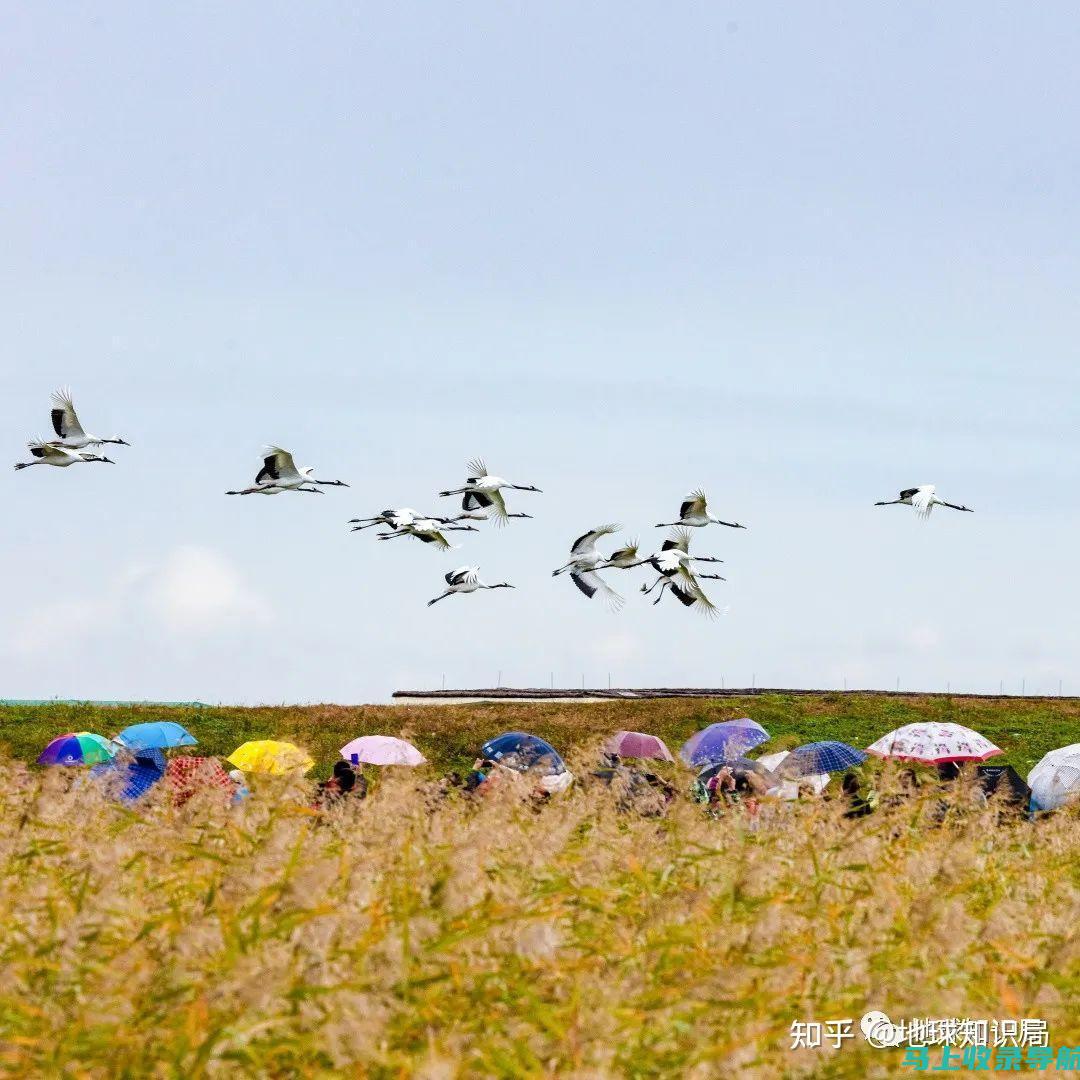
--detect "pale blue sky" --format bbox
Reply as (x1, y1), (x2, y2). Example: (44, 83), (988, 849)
(2, 3), (1079, 702)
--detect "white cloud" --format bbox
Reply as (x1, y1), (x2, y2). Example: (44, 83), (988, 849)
(147, 546), (273, 632)
(12, 597), (116, 658)
(5, 546), (272, 657)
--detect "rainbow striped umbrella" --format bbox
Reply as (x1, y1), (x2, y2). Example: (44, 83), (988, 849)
(37, 732), (117, 766)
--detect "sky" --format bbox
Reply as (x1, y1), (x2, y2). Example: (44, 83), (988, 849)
(2, 2), (1079, 704)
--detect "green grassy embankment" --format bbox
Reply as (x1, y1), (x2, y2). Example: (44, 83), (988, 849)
(1, 692), (1076, 775)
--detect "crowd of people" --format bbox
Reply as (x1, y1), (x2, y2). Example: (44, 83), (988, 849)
(33, 719), (1078, 821)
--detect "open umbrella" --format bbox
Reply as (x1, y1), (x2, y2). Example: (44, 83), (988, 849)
(37, 732), (117, 766)
(866, 723), (1002, 765)
(227, 740), (314, 776)
(90, 747), (166, 803)
(1028, 751), (1080, 811)
(679, 719), (769, 767)
(166, 756), (237, 806)
(604, 731), (675, 762)
(480, 732), (567, 776)
(975, 764), (1031, 810)
(757, 750), (790, 773)
(1029, 743), (1080, 777)
(339, 735), (426, 766)
(116, 721), (197, 751)
(786, 741), (867, 775)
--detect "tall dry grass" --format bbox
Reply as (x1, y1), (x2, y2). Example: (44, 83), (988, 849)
(0, 751), (1076, 1078)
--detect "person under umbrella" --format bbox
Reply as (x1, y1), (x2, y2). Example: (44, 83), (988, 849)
(316, 761), (367, 808)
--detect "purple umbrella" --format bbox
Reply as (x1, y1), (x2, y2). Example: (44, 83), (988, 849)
(679, 719), (770, 767)
(604, 731), (675, 762)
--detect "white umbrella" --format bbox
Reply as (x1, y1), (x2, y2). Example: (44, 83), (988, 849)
(339, 735), (427, 766)
(1028, 749), (1080, 811)
(866, 723), (1002, 765)
(1030, 743), (1080, 775)
(757, 750), (790, 773)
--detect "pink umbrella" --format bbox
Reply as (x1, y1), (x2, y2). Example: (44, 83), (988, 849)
(604, 730), (676, 762)
(340, 735), (427, 766)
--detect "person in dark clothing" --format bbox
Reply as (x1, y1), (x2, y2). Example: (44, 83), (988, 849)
(842, 769), (876, 817)
(465, 758), (497, 793)
(316, 760), (367, 807)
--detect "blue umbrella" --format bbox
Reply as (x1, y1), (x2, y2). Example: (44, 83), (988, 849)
(785, 741), (866, 776)
(480, 732), (567, 776)
(90, 747), (167, 804)
(115, 721), (197, 751)
(679, 720), (770, 767)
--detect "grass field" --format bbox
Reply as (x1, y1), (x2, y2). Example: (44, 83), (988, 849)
(2, 691), (1079, 776)
(1, 695), (1077, 1077)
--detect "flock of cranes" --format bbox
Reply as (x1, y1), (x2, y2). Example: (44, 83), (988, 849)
(13, 388), (977, 612)
(13, 389), (128, 470)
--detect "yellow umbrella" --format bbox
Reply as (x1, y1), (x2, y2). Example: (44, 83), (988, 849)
(227, 740), (314, 776)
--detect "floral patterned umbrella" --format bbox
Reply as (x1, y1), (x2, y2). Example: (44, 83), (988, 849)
(866, 723), (1002, 765)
